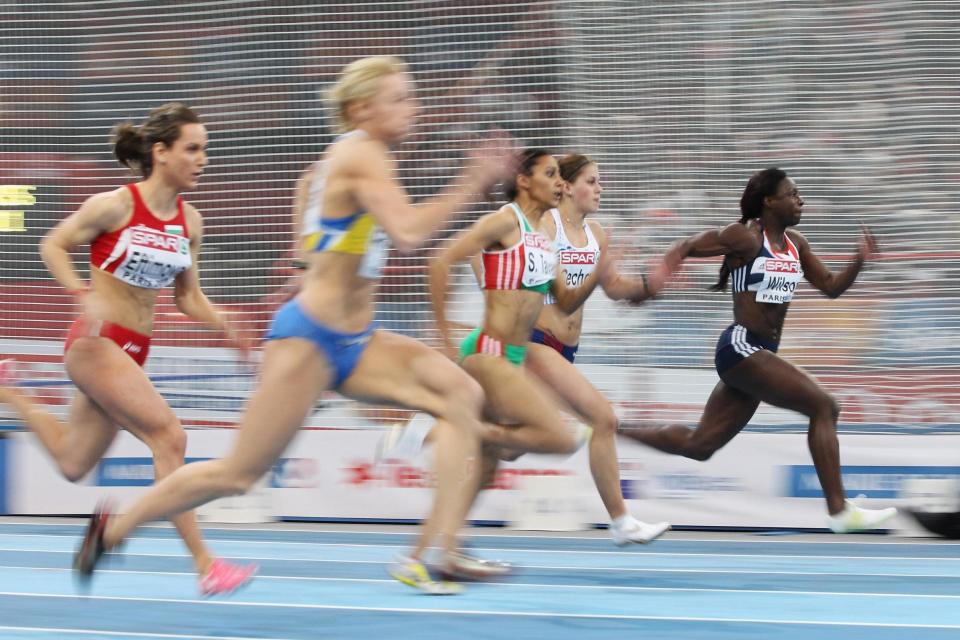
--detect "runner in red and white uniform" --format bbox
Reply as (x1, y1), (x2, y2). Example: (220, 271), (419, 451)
(0, 103), (256, 594)
(388, 155), (674, 547)
(431, 149), (601, 459)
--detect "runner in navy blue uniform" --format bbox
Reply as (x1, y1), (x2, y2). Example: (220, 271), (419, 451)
(621, 167), (897, 532)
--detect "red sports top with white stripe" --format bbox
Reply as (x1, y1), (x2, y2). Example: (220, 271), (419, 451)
(90, 184), (193, 289)
(479, 203), (556, 294)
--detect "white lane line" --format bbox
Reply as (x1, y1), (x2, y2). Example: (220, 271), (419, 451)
(0, 626), (296, 640)
(0, 592), (958, 629)
(1, 565), (959, 600)
(0, 550), (957, 578)
(1, 521), (953, 546)
(0, 536), (956, 562)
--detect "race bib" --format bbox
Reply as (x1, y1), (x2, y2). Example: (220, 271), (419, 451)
(754, 257), (803, 304)
(521, 231), (557, 288)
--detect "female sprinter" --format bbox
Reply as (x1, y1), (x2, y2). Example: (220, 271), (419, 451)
(0, 103), (256, 594)
(525, 153), (671, 545)
(621, 167), (897, 532)
(75, 56), (513, 594)
(427, 150), (608, 563)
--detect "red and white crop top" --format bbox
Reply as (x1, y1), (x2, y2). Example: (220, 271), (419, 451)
(89, 184), (193, 289)
(479, 203), (556, 295)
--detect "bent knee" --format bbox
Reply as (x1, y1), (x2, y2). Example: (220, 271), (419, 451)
(212, 461), (264, 497)
(591, 406), (619, 436)
(60, 460), (96, 484)
(828, 395), (841, 420)
(685, 446), (717, 462)
(441, 374), (485, 416)
(812, 394), (841, 422)
(684, 435), (721, 461)
(497, 448), (525, 462)
(145, 422), (187, 461)
(223, 473), (260, 497)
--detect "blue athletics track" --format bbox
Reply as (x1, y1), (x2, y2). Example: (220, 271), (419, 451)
(0, 520), (957, 639)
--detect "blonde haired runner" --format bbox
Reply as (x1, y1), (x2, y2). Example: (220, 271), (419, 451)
(75, 57), (514, 595)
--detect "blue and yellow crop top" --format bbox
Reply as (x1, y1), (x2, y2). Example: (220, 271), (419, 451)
(300, 131), (390, 280)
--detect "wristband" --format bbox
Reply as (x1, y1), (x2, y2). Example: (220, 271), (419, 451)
(640, 273), (652, 298)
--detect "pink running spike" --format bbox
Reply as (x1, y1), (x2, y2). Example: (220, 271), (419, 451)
(198, 559), (257, 596)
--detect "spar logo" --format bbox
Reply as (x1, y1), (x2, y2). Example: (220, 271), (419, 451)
(523, 233), (553, 252)
(765, 259), (801, 273)
(559, 250), (597, 265)
(130, 227), (188, 253)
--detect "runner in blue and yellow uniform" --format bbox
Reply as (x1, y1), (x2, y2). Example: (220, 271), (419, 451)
(75, 56), (514, 595)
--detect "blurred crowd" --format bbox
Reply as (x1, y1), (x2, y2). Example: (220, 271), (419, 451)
(0, 1), (957, 367)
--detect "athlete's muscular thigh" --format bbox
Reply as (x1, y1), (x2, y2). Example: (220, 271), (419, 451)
(463, 355), (562, 428)
(722, 350), (831, 418)
(338, 330), (476, 415)
(66, 339), (177, 434)
(525, 343), (607, 423)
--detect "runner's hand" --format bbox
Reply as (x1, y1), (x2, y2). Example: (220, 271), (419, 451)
(857, 224), (879, 261)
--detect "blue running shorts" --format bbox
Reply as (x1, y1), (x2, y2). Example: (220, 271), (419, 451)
(265, 299), (375, 388)
(714, 323), (779, 377)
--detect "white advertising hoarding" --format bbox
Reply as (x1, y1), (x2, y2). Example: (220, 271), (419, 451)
(8, 428), (960, 529)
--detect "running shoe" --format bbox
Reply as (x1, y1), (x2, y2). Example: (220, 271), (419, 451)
(73, 501), (112, 583)
(610, 517), (671, 546)
(375, 423), (407, 463)
(438, 550), (513, 581)
(576, 425), (594, 451)
(907, 508), (960, 539)
(828, 499), (897, 533)
(375, 415), (431, 464)
(199, 558), (258, 596)
(388, 556), (462, 595)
